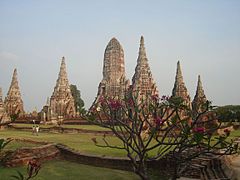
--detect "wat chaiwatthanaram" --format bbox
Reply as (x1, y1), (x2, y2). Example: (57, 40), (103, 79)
(1, 36), (240, 180)
(0, 36), (208, 125)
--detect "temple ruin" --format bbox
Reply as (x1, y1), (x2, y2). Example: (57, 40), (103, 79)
(192, 75), (207, 114)
(131, 36), (159, 101)
(0, 88), (11, 125)
(4, 69), (25, 117)
(41, 57), (76, 123)
(92, 37), (130, 106)
(171, 61), (192, 109)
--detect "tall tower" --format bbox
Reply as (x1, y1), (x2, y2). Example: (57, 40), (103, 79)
(4, 69), (24, 116)
(49, 57), (76, 119)
(93, 38), (129, 105)
(192, 75), (207, 114)
(0, 88), (11, 123)
(131, 36), (159, 100)
(171, 61), (191, 108)
(0, 88), (3, 108)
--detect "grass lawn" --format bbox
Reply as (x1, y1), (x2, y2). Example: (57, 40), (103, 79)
(0, 129), (166, 157)
(0, 159), (140, 180)
(229, 129), (240, 137)
(0, 129), (126, 157)
(4, 140), (42, 151)
(1, 129), (239, 157)
(11, 123), (110, 131)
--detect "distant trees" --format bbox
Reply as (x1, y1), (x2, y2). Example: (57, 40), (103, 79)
(215, 105), (240, 122)
(70, 84), (85, 115)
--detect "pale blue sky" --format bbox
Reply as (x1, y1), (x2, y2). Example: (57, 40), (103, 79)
(0, 0), (240, 111)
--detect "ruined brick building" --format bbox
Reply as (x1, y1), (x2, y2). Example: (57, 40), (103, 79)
(4, 69), (25, 117)
(0, 88), (11, 125)
(41, 57), (76, 123)
(1, 36), (209, 123)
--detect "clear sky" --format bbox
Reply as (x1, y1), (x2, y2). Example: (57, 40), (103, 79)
(0, 0), (240, 112)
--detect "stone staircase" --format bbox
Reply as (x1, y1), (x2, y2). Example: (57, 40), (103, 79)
(183, 154), (230, 180)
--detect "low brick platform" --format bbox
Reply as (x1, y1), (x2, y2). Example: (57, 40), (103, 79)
(3, 143), (60, 167)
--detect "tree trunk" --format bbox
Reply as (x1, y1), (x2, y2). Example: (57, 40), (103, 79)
(171, 164), (179, 180)
(137, 171), (150, 180)
(135, 163), (150, 180)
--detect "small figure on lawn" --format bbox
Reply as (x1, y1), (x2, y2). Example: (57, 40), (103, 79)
(32, 125), (36, 135)
(35, 125), (39, 136)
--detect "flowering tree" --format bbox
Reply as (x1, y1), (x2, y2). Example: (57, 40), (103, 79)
(86, 94), (239, 180)
(10, 158), (41, 180)
(0, 138), (12, 153)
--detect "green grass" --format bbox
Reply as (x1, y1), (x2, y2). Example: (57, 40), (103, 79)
(0, 129), (126, 157)
(0, 160), (140, 180)
(2, 128), (238, 157)
(1, 129), (238, 180)
(4, 140), (41, 151)
(11, 123), (54, 128)
(0, 129), (166, 157)
(229, 129), (240, 137)
(11, 123), (110, 131)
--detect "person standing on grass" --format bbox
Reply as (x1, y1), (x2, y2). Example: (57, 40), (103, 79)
(32, 125), (36, 135)
(36, 125), (39, 136)
(32, 119), (36, 135)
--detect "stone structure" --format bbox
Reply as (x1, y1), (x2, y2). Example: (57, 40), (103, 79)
(92, 38), (129, 106)
(41, 57), (76, 122)
(4, 68), (25, 117)
(171, 61), (191, 108)
(131, 36), (159, 100)
(192, 75), (207, 114)
(41, 97), (51, 122)
(3, 140), (60, 167)
(0, 88), (11, 125)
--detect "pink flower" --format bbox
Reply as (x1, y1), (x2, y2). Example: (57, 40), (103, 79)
(151, 94), (159, 102)
(160, 95), (169, 101)
(154, 116), (164, 126)
(109, 99), (122, 110)
(90, 106), (96, 112)
(99, 96), (106, 105)
(224, 128), (230, 135)
(193, 127), (205, 133)
(127, 98), (134, 107)
(128, 85), (133, 90)
(27, 158), (41, 179)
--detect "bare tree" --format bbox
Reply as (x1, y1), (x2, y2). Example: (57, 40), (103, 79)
(85, 94), (239, 180)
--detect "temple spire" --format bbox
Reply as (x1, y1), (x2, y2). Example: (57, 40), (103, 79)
(94, 37), (129, 102)
(4, 68), (24, 116)
(46, 97), (50, 106)
(140, 36), (144, 45)
(132, 36), (159, 100)
(0, 88), (3, 106)
(0, 87), (11, 123)
(10, 69), (19, 91)
(176, 61), (183, 85)
(196, 75), (204, 95)
(49, 57), (76, 119)
(60, 56), (66, 72)
(172, 61), (191, 108)
(192, 75), (207, 114)
(138, 36), (147, 63)
(57, 57), (68, 85)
